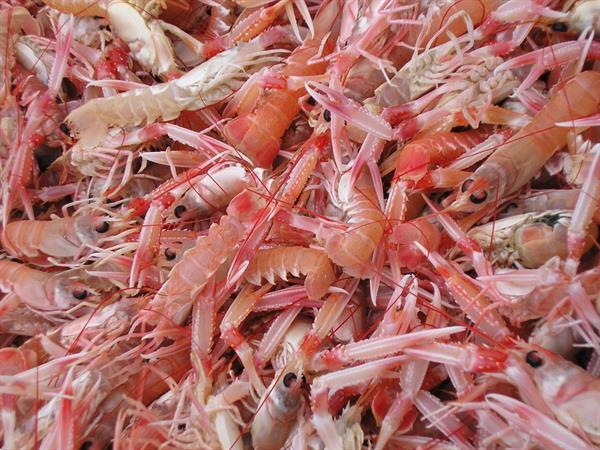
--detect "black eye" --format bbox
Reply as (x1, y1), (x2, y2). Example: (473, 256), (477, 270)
(206, 6), (211, 15)
(552, 22), (567, 32)
(506, 202), (517, 210)
(95, 221), (110, 233)
(323, 109), (331, 122)
(72, 289), (88, 300)
(461, 179), (488, 204)
(469, 190), (488, 204)
(283, 372), (297, 387)
(525, 350), (544, 368)
(80, 441), (93, 450)
(164, 248), (176, 261)
(307, 96), (316, 106)
(174, 205), (187, 218)
(60, 123), (70, 134)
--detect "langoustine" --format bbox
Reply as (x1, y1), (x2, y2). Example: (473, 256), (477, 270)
(2, 1), (600, 449)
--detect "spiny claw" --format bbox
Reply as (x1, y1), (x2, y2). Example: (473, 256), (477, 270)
(309, 326), (465, 371)
(494, 37), (596, 76)
(404, 343), (508, 373)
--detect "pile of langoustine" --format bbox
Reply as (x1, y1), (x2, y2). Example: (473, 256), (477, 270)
(2, 0), (600, 448)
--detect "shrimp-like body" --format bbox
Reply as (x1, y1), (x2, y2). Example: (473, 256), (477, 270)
(195, 1), (235, 41)
(148, 135), (326, 325)
(222, 0), (340, 167)
(1, 215), (113, 264)
(529, 318), (577, 358)
(107, 1), (177, 75)
(147, 215), (244, 325)
(65, 39), (281, 149)
(146, 189), (267, 325)
(271, 316), (312, 370)
(324, 170), (385, 278)
(467, 210), (597, 268)
(2, 18), (73, 226)
(452, 71), (600, 212)
(245, 246), (335, 299)
(0, 260), (94, 313)
(491, 266), (600, 323)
